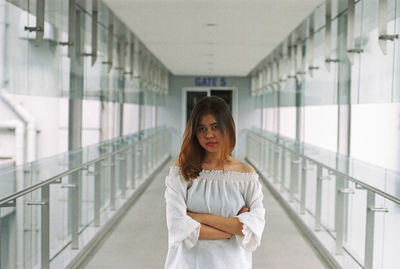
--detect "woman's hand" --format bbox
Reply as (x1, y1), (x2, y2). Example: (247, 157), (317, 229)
(236, 206), (250, 215)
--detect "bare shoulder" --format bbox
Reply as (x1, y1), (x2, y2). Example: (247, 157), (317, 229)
(228, 158), (256, 173)
(239, 162), (256, 173)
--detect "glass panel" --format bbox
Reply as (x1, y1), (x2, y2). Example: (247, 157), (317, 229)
(81, 163), (95, 228)
(279, 106), (296, 139)
(3, 1), (29, 95)
(393, 0), (400, 102)
(356, 0), (396, 103)
(350, 103), (400, 172)
(123, 103), (139, 135)
(379, 191), (400, 268)
(305, 165), (317, 214)
(304, 105), (338, 152)
(263, 107), (274, 132)
(321, 170), (336, 230)
(304, 22), (337, 106)
(345, 181), (367, 263)
(22, 188), (42, 268)
(49, 175), (69, 258)
(254, 127), (400, 202)
(313, 3), (325, 31)
(83, 10), (101, 101)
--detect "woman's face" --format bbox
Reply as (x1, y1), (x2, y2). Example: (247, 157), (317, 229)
(196, 114), (223, 153)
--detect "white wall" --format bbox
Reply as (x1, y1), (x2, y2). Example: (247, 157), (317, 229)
(0, 95), (102, 161)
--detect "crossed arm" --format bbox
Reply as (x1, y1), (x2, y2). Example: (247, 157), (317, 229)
(187, 206), (249, 240)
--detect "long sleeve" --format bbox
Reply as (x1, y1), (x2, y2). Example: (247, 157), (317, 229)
(164, 168), (201, 249)
(235, 178), (265, 252)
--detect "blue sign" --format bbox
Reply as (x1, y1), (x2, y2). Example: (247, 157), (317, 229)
(195, 77), (227, 87)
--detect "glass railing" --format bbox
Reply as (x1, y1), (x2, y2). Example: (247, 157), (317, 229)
(247, 128), (399, 269)
(0, 126), (171, 269)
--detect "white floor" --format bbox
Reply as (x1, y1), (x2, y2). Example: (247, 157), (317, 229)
(84, 162), (327, 269)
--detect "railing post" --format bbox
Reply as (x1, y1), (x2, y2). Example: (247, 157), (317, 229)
(41, 185), (50, 269)
(109, 153), (116, 211)
(364, 190), (388, 269)
(152, 135), (156, 169)
(69, 171), (80, 249)
(289, 155), (297, 202)
(257, 136), (262, 167)
(273, 146), (279, 183)
(280, 148), (286, 192)
(124, 149), (128, 195)
(157, 134), (161, 164)
(147, 137), (151, 171)
(117, 151), (127, 199)
(364, 190), (376, 269)
(300, 157), (307, 215)
(274, 146), (280, 183)
(260, 138), (265, 172)
(268, 142), (273, 178)
(143, 138), (148, 177)
(142, 139), (146, 179)
(131, 143), (136, 189)
(0, 212), (2, 269)
(94, 161), (101, 227)
(335, 174), (344, 254)
(137, 141), (143, 180)
(335, 174), (354, 254)
(263, 139), (268, 173)
(315, 164), (323, 230)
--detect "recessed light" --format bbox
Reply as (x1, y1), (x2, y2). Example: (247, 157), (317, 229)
(206, 23), (217, 27)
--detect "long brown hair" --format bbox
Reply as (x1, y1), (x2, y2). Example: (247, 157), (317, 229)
(178, 96), (236, 181)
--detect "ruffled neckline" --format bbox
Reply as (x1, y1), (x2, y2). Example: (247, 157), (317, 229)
(169, 165), (258, 181)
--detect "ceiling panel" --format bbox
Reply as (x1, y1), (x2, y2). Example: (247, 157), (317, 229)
(103, 0), (324, 76)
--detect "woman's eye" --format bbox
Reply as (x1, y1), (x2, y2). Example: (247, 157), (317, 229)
(211, 125), (218, 130)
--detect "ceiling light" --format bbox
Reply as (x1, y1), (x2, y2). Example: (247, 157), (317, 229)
(206, 23), (217, 27)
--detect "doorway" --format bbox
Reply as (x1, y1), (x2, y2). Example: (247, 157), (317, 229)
(210, 90), (232, 112)
(186, 91), (208, 123)
(182, 87), (237, 135)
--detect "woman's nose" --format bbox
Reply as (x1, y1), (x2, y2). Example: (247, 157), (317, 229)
(205, 130), (214, 138)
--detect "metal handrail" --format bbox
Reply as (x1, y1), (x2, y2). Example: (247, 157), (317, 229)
(0, 134), (148, 207)
(249, 130), (400, 205)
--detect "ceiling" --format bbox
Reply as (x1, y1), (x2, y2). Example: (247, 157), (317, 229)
(103, 0), (324, 76)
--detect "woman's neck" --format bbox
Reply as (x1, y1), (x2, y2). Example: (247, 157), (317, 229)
(202, 153), (232, 169)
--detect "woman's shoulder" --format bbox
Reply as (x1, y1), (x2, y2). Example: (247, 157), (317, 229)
(171, 159), (180, 167)
(169, 160), (186, 179)
(227, 158), (256, 173)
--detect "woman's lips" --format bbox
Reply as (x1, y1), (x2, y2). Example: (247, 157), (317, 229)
(206, 142), (217, 146)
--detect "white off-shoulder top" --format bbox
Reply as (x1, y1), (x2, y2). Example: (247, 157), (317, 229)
(164, 166), (265, 269)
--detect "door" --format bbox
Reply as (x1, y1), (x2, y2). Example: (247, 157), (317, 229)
(210, 90), (232, 112)
(186, 91), (207, 123)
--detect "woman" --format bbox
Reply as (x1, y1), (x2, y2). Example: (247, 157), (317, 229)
(164, 96), (265, 269)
